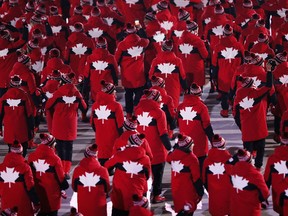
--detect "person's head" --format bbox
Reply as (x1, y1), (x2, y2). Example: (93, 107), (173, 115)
(223, 24), (233, 36)
(91, 6), (101, 17)
(39, 133), (56, 148)
(74, 5), (83, 15)
(176, 133), (193, 149)
(27, 38), (39, 52)
(211, 134), (226, 149)
(242, 0), (253, 9)
(250, 53), (264, 66)
(125, 23), (136, 34)
(25, 1), (35, 13)
(96, 36), (107, 49)
(128, 133), (145, 147)
(214, 4), (224, 15)
(84, 144), (97, 158)
(178, 9), (190, 21)
(32, 28), (43, 39)
(17, 50), (31, 67)
(157, 0), (169, 11)
(35, 3), (46, 15)
(189, 82), (202, 96)
(143, 89), (162, 103)
(49, 6), (58, 16)
(237, 149), (252, 163)
(239, 76), (254, 88)
(0, 30), (11, 41)
(30, 14), (42, 25)
(275, 51), (287, 64)
(186, 20), (198, 35)
(257, 33), (269, 44)
(10, 140), (23, 154)
(49, 48), (61, 59)
(161, 39), (173, 52)
(123, 115), (138, 131)
(74, 22), (84, 33)
(9, 0), (18, 7)
(61, 72), (76, 84)
(151, 75), (165, 88)
(243, 50), (252, 63)
(101, 79), (116, 93)
(10, 75), (22, 88)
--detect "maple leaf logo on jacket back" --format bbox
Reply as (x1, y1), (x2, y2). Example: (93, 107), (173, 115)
(221, 47), (239, 63)
(179, 107), (197, 125)
(72, 43), (87, 57)
(212, 25), (224, 37)
(88, 28), (103, 39)
(62, 96), (76, 107)
(173, 0), (190, 7)
(104, 17), (114, 26)
(239, 97), (254, 111)
(79, 172), (100, 192)
(94, 105), (111, 124)
(0, 48), (9, 59)
(125, 0), (139, 7)
(33, 159), (50, 176)
(92, 60), (109, 73)
(153, 31), (165, 43)
(179, 43), (193, 58)
(51, 26), (61, 35)
(209, 162), (225, 179)
(274, 160), (288, 178)
(123, 161), (143, 178)
(171, 160), (184, 176)
(137, 112), (152, 131)
(157, 63), (176, 78)
(0, 167), (19, 188)
(127, 46), (143, 60)
(6, 99), (21, 110)
(231, 175), (249, 193)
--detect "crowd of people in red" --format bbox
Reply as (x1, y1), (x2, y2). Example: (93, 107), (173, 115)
(0, 0), (287, 215)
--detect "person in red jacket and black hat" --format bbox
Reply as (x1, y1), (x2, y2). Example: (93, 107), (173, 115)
(0, 75), (35, 157)
(135, 88), (172, 203)
(0, 141), (40, 215)
(46, 72), (87, 179)
(72, 144), (110, 216)
(167, 134), (204, 215)
(28, 133), (69, 216)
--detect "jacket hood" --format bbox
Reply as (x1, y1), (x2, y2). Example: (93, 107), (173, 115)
(46, 58), (66, 69)
(79, 157), (102, 172)
(3, 152), (26, 168)
(207, 148), (231, 162)
(274, 145), (288, 160)
(91, 48), (109, 58)
(95, 91), (116, 104)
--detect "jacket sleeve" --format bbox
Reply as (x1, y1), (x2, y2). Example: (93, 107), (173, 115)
(24, 165), (40, 204)
(55, 156), (69, 190)
(189, 157), (204, 197)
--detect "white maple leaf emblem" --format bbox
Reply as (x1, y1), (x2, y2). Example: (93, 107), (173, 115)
(285, 34), (288, 41)
(174, 30), (184, 38)
(179, 43), (193, 58)
(171, 160), (184, 176)
(279, 74), (288, 87)
(125, 0), (138, 7)
(204, 17), (211, 24)
(31, 61), (43, 73)
(153, 31), (165, 43)
(255, 53), (268, 60)
(241, 18), (250, 27)
(104, 17), (113, 26)
(209, 162), (225, 179)
(285, 189), (288, 197)
(127, 46), (143, 59)
(231, 175), (249, 193)
(251, 77), (261, 88)
(69, 25), (75, 32)
(6, 99), (21, 110)
(88, 28), (103, 38)
(92, 60), (108, 73)
(72, 43), (87, 57)
(79, 172), (100, 192)
(10, 17), (19, 27)
(46, 92), (53, 98)
(0, 48), (8, 59)
(157, 63), (176, 78)
(174, 0), (190, 7)
(33, 159), (50, 176)
(160, 21), (173, 31)
(212, 25), (224, 36)
(180, 107), (197, 125)
(274, 160), (288, 178)
(137, 112), (152, 131)
(123, 161), (143, 178)
(62, 96), (76, 107)
(239, 97), (254, 111)
(0, 167), (19, 188)
(221, 47), (239, 63)
(51, 26), (61, 34)
(277, 8), (287, 18)
(94, 105), (111, 124)
(41, 47), (47, 55)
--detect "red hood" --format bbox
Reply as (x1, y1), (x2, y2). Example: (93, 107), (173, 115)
(138, 98), (161, 110)
(58, 83), (78, 95)
(95, 91), (116, 104)
(3, 152), (26, 168)
(46, 58), (66, 70)
(182, 94), (203, 106)
(274, 145), (288, 160)
(169, 148), (192, 161)
(207, 148), (231, 162)
(29, 144), (56, 161)
(119, 146), (146, 161)
(91, 48), (110, 59)
(79, 157), (102, 172)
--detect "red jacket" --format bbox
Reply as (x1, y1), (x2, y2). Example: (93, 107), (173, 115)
(28, 145), (67, 213)
(264, 145), (288, 214)
(65, 32), (95, 77)
(105, 147), (151, 211)
(149, 51), (186, 107)
(177, 94), (212, 157)
(84, 16), (112, 40)
(229, 162), (269, 216)
(212, 36), (244, 93)
(167, 148), (203, 213)
(46, 83), (87, 141)
(177, 31), (208, 86)
(202, 148), (232, 216)
(0, 87), (34, 144)
(72, 157), (110, 216)
(135, 98), (168, 164)
(115, 33), (149, 88)
(0, 153), (36, 216)
(233, 85), (270, 142)
(41, 58), (72, 84)
(83, 48), (119, 101)
(250, 42), (275, 66)
(0, 38), (26, 88)
(114, 130), (153, 161)
(129, 206), (153, 216)
(281, 110), (288, 135)
(91, 92), (124, 159)
(156, 9), (178, 39)
(274, 178), (288, 216)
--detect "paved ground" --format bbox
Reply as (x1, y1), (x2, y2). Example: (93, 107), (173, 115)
(0, 81), (279, 215)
